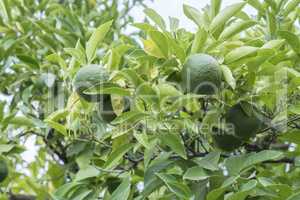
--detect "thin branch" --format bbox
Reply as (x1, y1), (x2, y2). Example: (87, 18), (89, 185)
(263, 158), (295, 164)
(258, 115), (300, 134)
(9, 193), (36, 200)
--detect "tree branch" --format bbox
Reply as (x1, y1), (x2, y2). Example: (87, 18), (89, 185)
(9, 193), (36, 200)
(263, 158), (295, 164)
(258, 115), (300, 134)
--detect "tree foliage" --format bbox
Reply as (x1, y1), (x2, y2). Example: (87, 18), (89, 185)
(0, 0), (300, 199)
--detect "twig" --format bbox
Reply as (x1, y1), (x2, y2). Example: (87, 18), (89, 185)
(263, 158), (295, 164)
(258, 115), (300, 134)
(8, 193), (36, 200)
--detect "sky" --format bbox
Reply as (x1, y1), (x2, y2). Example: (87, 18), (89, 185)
(131, 0), (256, 31)
(22, 0), (255, 162)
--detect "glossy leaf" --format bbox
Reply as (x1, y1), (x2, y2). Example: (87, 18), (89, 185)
(86, 20), (113, 63)
(144, 8), (166, 30)
(159, 132), (187, 159)
(278, 30), (300, 53)
(183, 4), (202, 26)
(191, 27), (208, 54)
(221, 65), (236, 89)
(210, 2), (246, 33)
(111, 177), (131, 200)
(183, 166), (209, 181)
(104, 143), (133, 169)
(219, 20), (256, 40)
(225, 46), (258, 64)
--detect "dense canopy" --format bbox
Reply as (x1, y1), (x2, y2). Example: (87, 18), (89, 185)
(0, 0), (300, 200)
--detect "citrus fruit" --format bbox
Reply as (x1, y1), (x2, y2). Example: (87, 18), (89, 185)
(73, 65), (109, 102)
(182, 54), (222, 95)
(0, 159), (8, 183)
(212, 127), (243, 151)
(226, 102), (262, 140)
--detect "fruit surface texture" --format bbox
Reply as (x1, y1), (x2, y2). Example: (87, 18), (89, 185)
(73, 65), (109, 102)
(182, 54), (222, 95)
(98, 95), (117, 123)
(226, 102), (262, 140)
(0, 159), (8, 182)
(212, 128), (243, 151)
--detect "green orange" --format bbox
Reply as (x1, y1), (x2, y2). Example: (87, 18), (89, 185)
(182, 54), (222, 95)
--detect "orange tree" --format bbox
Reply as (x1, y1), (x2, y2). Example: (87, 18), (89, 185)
(1, 0), (300, 199)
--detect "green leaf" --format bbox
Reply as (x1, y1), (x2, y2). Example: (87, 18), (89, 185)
(211, 0), (222, 18)
(76, 149), (93, 169)
(279, 130), (300, 144)
(143, 38), (165, 58)
(64, 47), (86, 64)
(266, 10), (276, 37)
(148, 30), (169, 58)
(193, 152), (220, 171)
(287, 191), (300, 200)
(0, 144), (15, 154)
(144, 8), (166, 31)
(210, 2), (246, 33)
(156, 83), (182, 99)
(132, 23), (157, 33)
(107, 49), (121, 71)
(159, 132), (187, 159)
(183, 166), (209, 181)
(46, 53), (67, 70)
(225, 150), (283, 175)
(17, 54), (39, 69)
(8, 116), (35, 127)
(111, 111), (148, 125)
(114, 68), (145, 87)
(144, 154), (173, 186)
(52, 183), (80, 198)
(167, 36), (186, 62)
(261, 39), (285, 49)
(47, 109), (69, 122)
(111, 177), (131, 200)
(265, 184), (293, 199)
(72, 190), (92, 200)
(200, 110), (221, 135)
(85, 83), (131, 96)
(0, 0), (10, 22)
(140, 177), (164, 198)
(107, 45), (132, 71)
(44, 119), (68, 136)
(169, 17), (179, 32)
(219, 20), (256, 40)
(247, 0), (264, 13)
(134, 132), (151, 149)
(221, 65), (236, 89)
(135, 83), (158, 106)
(225, 46), (258, 64)
(278, 30), (300, 53)
(265, 0), (277, 10)
(86, 20), (113, 63)
(156, 173), (191, 199)
(207, 176), (240, 200)
(288, 104), (300, 114)
(104, 143), (133, 169)
(191, 27), (208, 54)
(226, 180), (257, 200)
(183, 4), (202, 27)
(75, 165), (100, 181)
(282, 0), (300, 16)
